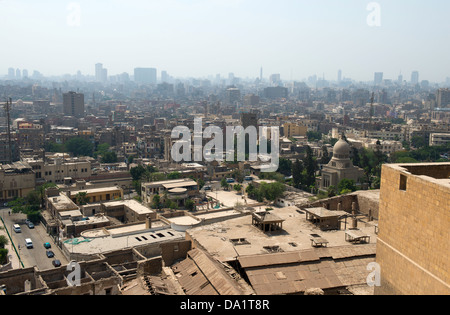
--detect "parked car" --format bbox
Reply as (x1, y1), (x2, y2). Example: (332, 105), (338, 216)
(52, 259), (61, 267)
(43, 242), (51, 249)
(46, 250), (55, 258)
(27, 222), (34, 229)
(203, 185), (212, 191)
(226, 178), (235, 183)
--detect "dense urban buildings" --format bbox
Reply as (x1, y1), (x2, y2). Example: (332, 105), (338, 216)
(0, 63), (449, 297)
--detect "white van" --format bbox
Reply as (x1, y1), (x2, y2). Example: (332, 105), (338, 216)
(25, 238), (33, 249)
(13, 224), (21, 233)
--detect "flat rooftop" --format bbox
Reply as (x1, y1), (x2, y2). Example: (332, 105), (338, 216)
(70, 186), (122, 195)
(103, 199), (154, 215)
(187, 206), (378, 262)
(48, 193), (79, 212)
(64, 226), (184, 256)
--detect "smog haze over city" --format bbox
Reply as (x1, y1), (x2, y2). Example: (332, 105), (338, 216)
(1, 0), (450, 82)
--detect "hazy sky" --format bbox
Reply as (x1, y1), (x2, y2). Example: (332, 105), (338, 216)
(1, 0), (450, 82)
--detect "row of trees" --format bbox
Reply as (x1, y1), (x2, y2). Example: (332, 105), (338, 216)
(0, 227), (8, 264)
(245, 182), (286, 203)
(45, 138), (119, 163)
(8, 182), (58, 223)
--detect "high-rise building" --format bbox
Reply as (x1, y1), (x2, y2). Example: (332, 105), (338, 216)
(63, 91), (85, 118)
(22, 69), (28, 78)
(226, 87), (241, 105)
(436, 88), (450, 108)
(269, 74), (281, 86)
(161, 70), (169, 83)
(134, 68), (157, 84)
(411, 71), (419, 85)
(374, 72), (383, 85)
(15, 69), (21, 80)
(95, 63), (103, 82)
(95, 63), (107, 83)
(338, 69), (342, 82)
(8, 68), (15, 80)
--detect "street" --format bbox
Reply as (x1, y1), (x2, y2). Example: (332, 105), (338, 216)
(0, 208), (68, 270)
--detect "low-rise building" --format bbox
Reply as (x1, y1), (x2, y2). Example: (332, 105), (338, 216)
(68, 186), (123, 205)
(0, 161), (35, 201)
(141, 178), (198, 207)
(429, 133), (450, 146)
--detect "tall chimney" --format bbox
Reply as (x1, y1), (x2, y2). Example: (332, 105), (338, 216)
(145, 216), (152, 229)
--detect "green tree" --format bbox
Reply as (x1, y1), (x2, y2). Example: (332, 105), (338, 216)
(167, 172), (181, 180)
(231, 169), (244, 183)
(94, 143), (110, 158)
(0, 235), (8, 248)
(259, 182), (286, 202)
(0, 248), (8, 265)
(65, 137), (94, 157)
(327, 185), (337, 197)
(76, 192), (89, 206)
(307, 131), (322, 142)
(351, 147), (361, 167)
(292, 159), (304, 189)
(338, 179), (357, 194)
(185, 199), (196, 212)
(101, 151), (118, 163)
(411, 136), (427, 149)
(221, 178), (229, 190)
(130, 165), (146, 181)
(319, 146), (331, 165)
(278, 158), (292, 176)
(152, 195), (161, 210)
(151, 194), (161, 210)
(44, 142), (65, 153)
(303, 146), (317, 188)
(233, 184), (243, 194)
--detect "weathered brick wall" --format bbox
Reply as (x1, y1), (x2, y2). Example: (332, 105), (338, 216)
(375, 164), (450, 295)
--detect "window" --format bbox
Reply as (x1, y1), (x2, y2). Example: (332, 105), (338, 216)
(399, 174), (407, 191)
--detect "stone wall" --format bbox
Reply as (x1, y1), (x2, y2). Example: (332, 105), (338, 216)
(375, 163), (450, 295)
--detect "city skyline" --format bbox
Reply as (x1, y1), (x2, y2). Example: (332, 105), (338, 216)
(1, 0), (450, 82)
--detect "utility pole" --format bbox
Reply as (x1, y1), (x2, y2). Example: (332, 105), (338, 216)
(369, 92), (375, 131)
(4, 98), (12, 164)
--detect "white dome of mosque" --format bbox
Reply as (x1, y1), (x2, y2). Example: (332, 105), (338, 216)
(333, 138), (350, 159)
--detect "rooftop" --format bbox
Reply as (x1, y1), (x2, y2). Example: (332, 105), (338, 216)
(65, 225), (184, 257)
(187, 206), (378, 262)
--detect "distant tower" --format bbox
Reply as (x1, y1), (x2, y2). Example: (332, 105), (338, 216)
(411, 71), (419, 85)
(338, 69), (342, 82)
(374, 72), (383, 85)
(260, 67), (263, 81)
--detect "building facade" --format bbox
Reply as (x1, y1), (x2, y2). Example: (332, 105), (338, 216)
(63, 91), (85, 118)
